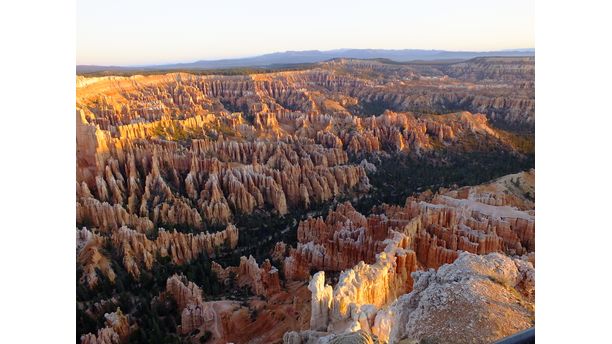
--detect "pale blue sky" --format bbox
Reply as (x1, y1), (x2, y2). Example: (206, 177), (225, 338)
(77, 0), (534, 66)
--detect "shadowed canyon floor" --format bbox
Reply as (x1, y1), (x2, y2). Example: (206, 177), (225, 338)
(76, 57), (534, 344)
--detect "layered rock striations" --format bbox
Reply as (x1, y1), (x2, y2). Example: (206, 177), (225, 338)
(284, 170), (535, 342)
(76, 64), (525, 236)
(283, 169), (534, 283)
(307, 231), (418, 335)
(284, 202), (391, 280)
(442, 168), (535, 211)
(77, 60), (534, 343)
(109, 224), (238, 278)
(77, 56), (534, 130)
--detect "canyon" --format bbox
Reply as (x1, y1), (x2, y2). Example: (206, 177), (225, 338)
(76, 57), (534, 344)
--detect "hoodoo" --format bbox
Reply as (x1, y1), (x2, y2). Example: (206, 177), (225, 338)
(76, 56), (535, 343)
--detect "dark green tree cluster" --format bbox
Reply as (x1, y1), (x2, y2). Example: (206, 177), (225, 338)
(351, 148), (534, 214)
(77, 245), (229, 343)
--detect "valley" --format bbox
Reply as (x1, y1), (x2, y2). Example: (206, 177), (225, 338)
(76, 56), (535, 344)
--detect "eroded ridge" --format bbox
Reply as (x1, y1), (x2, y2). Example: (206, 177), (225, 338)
(283, 170), (534, 343)
(76, 59), (534, 343)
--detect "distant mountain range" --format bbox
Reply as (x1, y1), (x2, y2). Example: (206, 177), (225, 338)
(76, 48), (535, 74)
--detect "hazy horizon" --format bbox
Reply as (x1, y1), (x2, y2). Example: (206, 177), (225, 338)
(77, 0), (534, 66)
(77, 47), (535, 68)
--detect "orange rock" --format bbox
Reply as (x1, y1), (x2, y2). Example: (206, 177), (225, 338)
(80, 308), (130, 344)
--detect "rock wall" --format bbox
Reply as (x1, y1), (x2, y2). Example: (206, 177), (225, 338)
(284, 202), (390, 280)
(283, 171), (535, 283)
(78, 57), (534, 130)
(212, 255), (282, 297)
(307, 231), (417, 335)
(165, 274), (217, 336)
(109, 224), (238, 278)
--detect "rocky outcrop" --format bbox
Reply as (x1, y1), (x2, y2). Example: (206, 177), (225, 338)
(80, 308), (131, 344)
(212, 255), (281, 297)
(166, 274), (204, 310)
(164, 274), (270, 341)
(383, 252), (534, 344)
(165, 274), (216, 336)
(284, 203), (389, 280)
(77, 196), (154, 233)
(388, 170), (535, 259)
(443, 169), (535, 211)
(307, 231), (417, 335)
(284, 172), (535, 282)
(308, 272), (333, 331)
(290, 252), (534, 344)
(284, 171), (535, 342)
(110, 224), (238, 278)
(77, 227), (115, 288)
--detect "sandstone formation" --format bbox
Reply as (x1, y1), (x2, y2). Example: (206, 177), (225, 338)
(76, 64), (523, 237)
(77, 58), (535, 343)
(212, 255), (281, 297)
(307, 231), (417, 335)
(165, 274), (226, 336)
(110, 224), (238, 278)
(284, 202), (389, 280)
(321, 57), (534, 129)
(164, 274), (312, 343)
(165, 274), (221, 336)
(283, 169), (534, 283)
(284, 171), (535, 342)
(77, 57), (533, 130)
(286, 252), (534, 344)
(77, 227), (116, 288)
(442, 168), (535, 211)
(76, 107), (372, 228)
(166, 274), (205, 311)
(384, 252), (535, 344)
(80, 308), (131, 344)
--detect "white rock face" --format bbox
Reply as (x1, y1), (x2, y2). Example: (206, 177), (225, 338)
(385, 252), (535, 344)
(306, 231), (418, 341)
(309, 271), (334, 331)
(293, 252), (534, 344)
